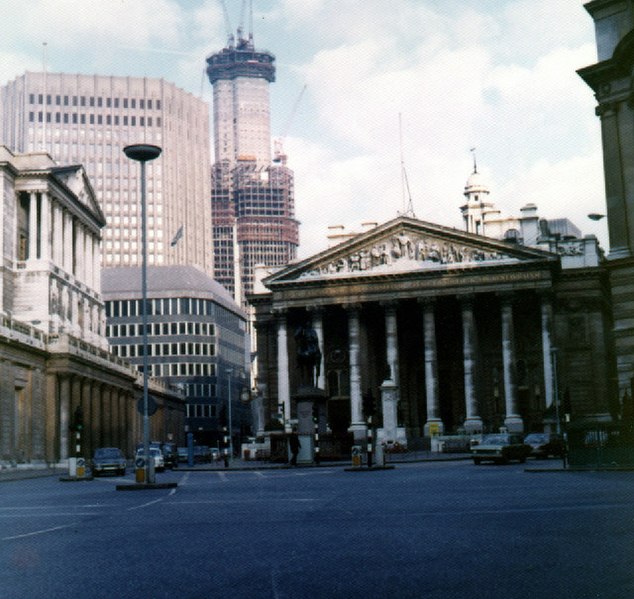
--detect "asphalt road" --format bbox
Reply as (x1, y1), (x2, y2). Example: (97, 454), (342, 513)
(1, 462), (633, 599)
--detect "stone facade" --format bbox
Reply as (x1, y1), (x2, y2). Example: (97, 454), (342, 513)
(579, 0), (634, 399)
(250, 216), (615, 451)
(0, 147), (184, 467)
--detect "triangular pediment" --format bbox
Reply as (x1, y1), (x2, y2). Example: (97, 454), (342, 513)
(265, 216), (556, 286)
(51, 165), (106, 225)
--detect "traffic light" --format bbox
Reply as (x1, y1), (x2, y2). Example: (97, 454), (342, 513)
(72, 405), (84, 431)
(363, 390), (375, 420)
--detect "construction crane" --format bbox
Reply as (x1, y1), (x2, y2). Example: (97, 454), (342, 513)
(273, 84), (307, 165)
(219, 0), (235, 47)
(220, 0), (253, 48)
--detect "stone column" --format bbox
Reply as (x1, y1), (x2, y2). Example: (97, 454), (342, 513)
(53, 204), (63, 265)
(28, 192), (38, 261)
(30, 368), (45, 462)
(91, 383), (102, 451)
(421, 299), (443, 436)
(77, 224), (86, 283)
(461, 295), (483, 433)
(40, 191), (50, 262)
(501, 295), (523, 432)
(276, 311), (291, 431)
(59, 376), (70, 461)
(82, 379), (92, 458)
(541, 294), (554, 410)
(93, 235), (101, 291)
(347, 305), (366, 443)
(108, 387), (116, 449)
(45, 372), (59, 464)
(63, 212), (73, 273)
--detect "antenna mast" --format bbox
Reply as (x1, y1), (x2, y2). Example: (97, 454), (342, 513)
(399, 113), (415, 218)
(470, 147), (478, 173)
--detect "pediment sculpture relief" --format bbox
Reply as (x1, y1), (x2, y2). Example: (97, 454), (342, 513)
(299, 232), (514, 279)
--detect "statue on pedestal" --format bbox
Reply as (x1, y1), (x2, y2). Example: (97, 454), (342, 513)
(294, 323), (321, 388)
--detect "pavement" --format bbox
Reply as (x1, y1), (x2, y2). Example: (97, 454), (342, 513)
(0, 451), (474, 482)
(1, 452), (594, 482)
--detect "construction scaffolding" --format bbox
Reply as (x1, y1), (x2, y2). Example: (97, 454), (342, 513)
(211, 159), (299, 307)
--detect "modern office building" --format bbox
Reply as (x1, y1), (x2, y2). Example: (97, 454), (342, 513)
(206, 29), (299, 305)
(102, 265), (250, 449)
(0, 72), (213, 273)
(0, 146), (184, 467)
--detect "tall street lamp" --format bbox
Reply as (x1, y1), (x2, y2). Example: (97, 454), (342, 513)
(226, 368), (234, 461)
(123, 143), (162, 484)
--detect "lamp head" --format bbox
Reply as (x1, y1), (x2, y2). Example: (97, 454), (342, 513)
(123, 144), (162, 162)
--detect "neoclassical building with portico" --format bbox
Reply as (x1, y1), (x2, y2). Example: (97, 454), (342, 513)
(250, 172), (615, 450)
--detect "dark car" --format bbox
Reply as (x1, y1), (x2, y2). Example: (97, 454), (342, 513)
(472, 433), (531, 465)
(194, 445), (212, 463)
(177, 446), (189, 463)
(161, 442), (178, 469)
(91, 447), (127, 476)
(524, 432), (565, 458)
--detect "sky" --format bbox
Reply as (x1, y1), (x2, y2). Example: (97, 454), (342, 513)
(0, 0), (606, 258)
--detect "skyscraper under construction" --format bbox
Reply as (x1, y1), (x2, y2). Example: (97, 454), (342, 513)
(206, 20), (299, 306)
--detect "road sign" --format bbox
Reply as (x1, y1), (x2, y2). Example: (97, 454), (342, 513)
(137, 395), (158, 416)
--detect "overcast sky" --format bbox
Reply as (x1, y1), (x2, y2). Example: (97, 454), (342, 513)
(0, 0), (606, 258)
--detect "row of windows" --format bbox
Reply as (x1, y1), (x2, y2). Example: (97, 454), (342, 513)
(29, 94), (162, 110)
(106, 298), (217, 318)
(186, 404), (217, 419)
(111, 341), (215, 358)
(185, 383), (216, 398)
(29, 112), (162, 127)
(107, 321), (215, 337)
(147, 362), (215, 377)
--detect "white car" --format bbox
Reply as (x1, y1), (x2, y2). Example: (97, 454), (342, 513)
(135, 447), (165, 472)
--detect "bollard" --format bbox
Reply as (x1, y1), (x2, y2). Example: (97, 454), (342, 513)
(314, 422), (320, 465)
(135, 456), (146, 483)
(351, 445), (362, 467)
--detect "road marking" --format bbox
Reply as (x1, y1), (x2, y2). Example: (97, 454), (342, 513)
(127, 498), (163, 511)
(0, 504), (106, 510)
(0, 512), (99, 518)
(2, 524), (76, 541)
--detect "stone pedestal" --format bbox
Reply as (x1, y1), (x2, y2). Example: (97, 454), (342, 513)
(380, 379), (398, 441)
(293, 385), (327, 464)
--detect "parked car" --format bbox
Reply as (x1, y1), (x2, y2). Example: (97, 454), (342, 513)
(135, 447), (165, 472)
(472, 433), (531, 464)
(161, 442), (178, 469)
(177, 446), (189, 463)
(524, 432), (565, 458)
(193, 445), (212, 463)
(91, 447), (127, 476)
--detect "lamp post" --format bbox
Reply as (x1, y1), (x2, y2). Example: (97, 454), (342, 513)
(226, 368), (234, 461)
(123, 143), (162, 484)
(550, 347), (561, 435)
